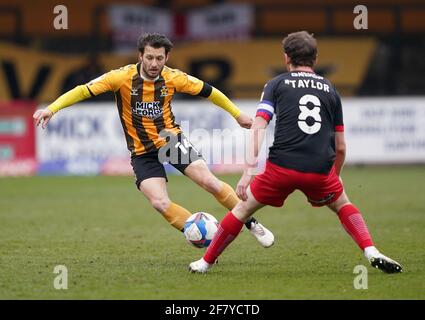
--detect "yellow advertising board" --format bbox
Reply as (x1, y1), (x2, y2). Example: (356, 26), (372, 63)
(0, 38), (376, 102)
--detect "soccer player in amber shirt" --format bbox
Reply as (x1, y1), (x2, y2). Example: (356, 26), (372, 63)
(189, 31), (403, 274)
(33, 33), (274, 248)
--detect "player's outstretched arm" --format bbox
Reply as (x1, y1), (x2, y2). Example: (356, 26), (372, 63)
(33, 85), (92, 129)
(207, 87), (253, 129)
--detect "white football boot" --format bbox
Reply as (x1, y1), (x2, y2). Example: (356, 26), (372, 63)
(248, 221), (275, 248)
(364, 246), (403, 273)
(188, 258), (213, 274)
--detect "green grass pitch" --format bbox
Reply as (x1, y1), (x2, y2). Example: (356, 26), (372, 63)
(1, 166), (424, 299)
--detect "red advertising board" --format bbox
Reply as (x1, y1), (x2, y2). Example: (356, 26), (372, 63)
(0, 101), (37, 176)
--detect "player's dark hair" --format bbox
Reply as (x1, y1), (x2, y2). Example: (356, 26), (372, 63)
(137, 33), (173, 55)
(282, 31), (317, 67)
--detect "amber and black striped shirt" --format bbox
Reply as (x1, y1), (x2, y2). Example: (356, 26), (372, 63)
(86, 63), (210, 156)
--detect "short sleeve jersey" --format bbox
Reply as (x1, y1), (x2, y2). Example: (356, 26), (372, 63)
(86, 64), (206, 156)
(256, 71), (344, 174)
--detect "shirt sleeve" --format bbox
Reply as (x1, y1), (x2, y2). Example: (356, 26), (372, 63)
(334, 90), (344, 132)
(256, 80), (276, 123)
(85, 68), (125, 96)
(173, 70), (204, 96)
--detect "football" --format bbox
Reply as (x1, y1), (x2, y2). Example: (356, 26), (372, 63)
(184, 212), (219, 248)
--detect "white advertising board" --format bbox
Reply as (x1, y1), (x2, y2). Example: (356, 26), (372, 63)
(36, 98), (425, 175)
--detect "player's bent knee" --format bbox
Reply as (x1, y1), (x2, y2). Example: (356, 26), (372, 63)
(150, 197), (171, 213)
(328, 192), (350, 213)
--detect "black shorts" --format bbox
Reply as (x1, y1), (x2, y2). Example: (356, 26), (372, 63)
(131, 133), (203, 189)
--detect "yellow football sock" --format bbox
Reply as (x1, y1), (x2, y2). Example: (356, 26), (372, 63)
(163, 202), (192, 231)
(213, 182), (239, 210)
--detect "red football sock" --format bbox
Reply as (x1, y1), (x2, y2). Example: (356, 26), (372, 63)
(203, 211), (244, 264)
(337, 204), (374, 250)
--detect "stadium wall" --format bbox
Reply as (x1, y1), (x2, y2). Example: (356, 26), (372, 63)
(20, 98), (425, 176)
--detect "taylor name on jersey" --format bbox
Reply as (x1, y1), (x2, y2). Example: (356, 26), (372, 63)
(284, 72), (330, 93)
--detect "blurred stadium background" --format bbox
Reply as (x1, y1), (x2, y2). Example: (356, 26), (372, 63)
(1, 0), (425, 174)
(1, 0), (425, 299)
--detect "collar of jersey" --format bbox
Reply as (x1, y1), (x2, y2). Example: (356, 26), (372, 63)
(291, 69), (315, 74)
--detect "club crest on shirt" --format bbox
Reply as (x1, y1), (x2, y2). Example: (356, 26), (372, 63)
(160, 85), (168, 97)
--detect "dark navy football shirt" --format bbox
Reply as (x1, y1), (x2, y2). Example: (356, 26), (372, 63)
(256, 71), (344, 174)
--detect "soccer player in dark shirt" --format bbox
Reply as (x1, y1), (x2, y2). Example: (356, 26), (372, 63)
(189, 31), (402, 274)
